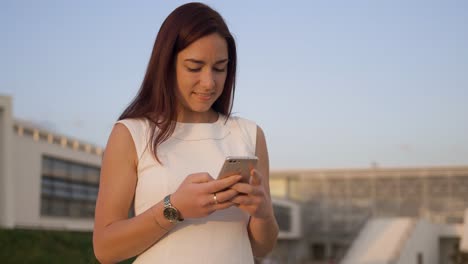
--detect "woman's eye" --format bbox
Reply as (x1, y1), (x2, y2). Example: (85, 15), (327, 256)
(213, 67), (226, 72)
(187, 67), (201, 72)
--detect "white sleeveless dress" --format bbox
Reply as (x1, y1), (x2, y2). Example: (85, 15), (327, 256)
(116, 114), (257, 264)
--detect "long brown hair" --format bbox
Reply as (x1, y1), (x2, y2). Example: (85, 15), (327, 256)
(118, 2), (237, 163)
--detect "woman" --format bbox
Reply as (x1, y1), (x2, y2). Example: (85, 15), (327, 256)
(93, 2), (278, 263)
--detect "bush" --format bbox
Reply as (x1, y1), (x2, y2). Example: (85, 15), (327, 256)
(0, 229), (134, 263)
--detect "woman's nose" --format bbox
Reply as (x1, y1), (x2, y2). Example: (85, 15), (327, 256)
(200, 70), (215, 90)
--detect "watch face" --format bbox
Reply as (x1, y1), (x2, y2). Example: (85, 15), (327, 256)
(163, 207), (179, 221)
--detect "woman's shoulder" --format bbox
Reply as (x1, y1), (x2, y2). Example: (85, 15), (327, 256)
(224, 114), (258, 153)
(115, 117), (152, 159)
(225, 114), (257, 128)
(116, 117), (152, 136)
(117, 117), (150, 128)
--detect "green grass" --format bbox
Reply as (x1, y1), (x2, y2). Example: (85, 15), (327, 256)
(0, 229), (135, 264)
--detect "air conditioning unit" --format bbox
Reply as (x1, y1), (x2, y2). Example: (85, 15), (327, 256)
(272, 197), (301, 239)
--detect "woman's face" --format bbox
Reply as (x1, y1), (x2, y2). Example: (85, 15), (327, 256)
(175, 33), (228, 119)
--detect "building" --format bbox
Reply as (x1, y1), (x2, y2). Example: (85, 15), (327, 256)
(3, 94), (468, 263)
(268, 166), (468, 263)
(0, 95), (102, 230)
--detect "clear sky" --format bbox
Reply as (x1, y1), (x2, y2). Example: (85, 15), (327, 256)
(1, 0), (467, 169)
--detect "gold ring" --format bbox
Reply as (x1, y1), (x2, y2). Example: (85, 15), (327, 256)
(213, 193), (218, 204)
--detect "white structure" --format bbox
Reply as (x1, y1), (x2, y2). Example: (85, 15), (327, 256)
(0, 95), (14, 228)
(270, 166), (468, 262)
(0, 94), (102, 231)
(272, 197), (302, 240)
(341, 217), (466, 264)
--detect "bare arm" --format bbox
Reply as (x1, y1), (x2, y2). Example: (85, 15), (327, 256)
(231, 126), (279, 257)
(247, 126), (279, 257)
(93, 124), (175, 263)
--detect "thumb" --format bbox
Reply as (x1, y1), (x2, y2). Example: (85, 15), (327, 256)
(249, 169), (262, 186)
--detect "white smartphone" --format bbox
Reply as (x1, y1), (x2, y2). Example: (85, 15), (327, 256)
(218, 156), (258, 183)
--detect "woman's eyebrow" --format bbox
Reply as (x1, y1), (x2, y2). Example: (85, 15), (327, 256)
(184, 58), (204, 64)
(184, 58), (229, 64)
(214, 59), (229, 64)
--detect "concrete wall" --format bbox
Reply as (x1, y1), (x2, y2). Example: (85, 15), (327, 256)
(397, 219), (439, 264)
(12, 133), (101, 230)
(0, 95), (14, 228)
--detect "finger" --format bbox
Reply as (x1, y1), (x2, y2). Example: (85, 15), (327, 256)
(204, 174), (242, 193)
(231, 182), (255, 195)
(189, 172), (214, 183)
(204, 193), (219, 207)
(249, 169), (262, 186)
(213, 201), (236, 211)
(231, 195), (254, 206)
(214, 189), (239, 203)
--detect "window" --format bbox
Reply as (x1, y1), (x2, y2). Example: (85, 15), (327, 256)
(70, 164), (85, 181)
(86, 167), (100, 184)
(40, 156), (101, 218)
(50, 198), (68, 217)
(270, 178), (287, 198)
(288, 178), (302, 200)
(311, 243), (326, 261)
(53, 159), (68, 178)
(273, 204), (291, 232)
(42, 157), (54, 176)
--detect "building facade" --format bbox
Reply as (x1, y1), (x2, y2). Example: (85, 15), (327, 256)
(0, 95), (102, 230)
(3, 94), (468, 263)
(269, 166), (468, 263)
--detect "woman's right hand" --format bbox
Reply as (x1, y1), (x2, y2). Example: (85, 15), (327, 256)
(170, 173), (242, 219)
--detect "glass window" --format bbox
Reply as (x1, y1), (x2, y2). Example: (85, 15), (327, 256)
(450, 175), (468, 202)
(375, 177), (398, 199)
(69, 200), (83, 218)
(50, 198), (68, 217)
(41, 156), (101, 218)
(42, 157), (53, 176)
(311, 243), (326, 261)
(53, 179), (72, 199)
(400, 177), (423, 200)
(427, 176), (449, 198)
(84, 167), (100, 184)
(41, 197), (51, 216)
(328, 178), (347, 199)
(270, 178), (287, 198)
(288, 178), (302, 201)
(70, 183), (88, 200)
(70, 164), (85, 182)
(273, 204), (291, 232)
(53, 159), (69, 179)
(350, 178), (372, 199)
(86, 185), (99, 201)
(41, 177), (54, 196)
(302, 179), (323, 200)
(85, 202), (96, 218)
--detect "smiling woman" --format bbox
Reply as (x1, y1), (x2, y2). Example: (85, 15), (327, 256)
(92, 2), (278, 264)
(175, 33), (229, 117)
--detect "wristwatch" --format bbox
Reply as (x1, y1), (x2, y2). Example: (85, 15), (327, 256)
(163, 194), (183, 223)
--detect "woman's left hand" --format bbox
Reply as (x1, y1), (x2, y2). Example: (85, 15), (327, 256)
(230, 169), (274, 219)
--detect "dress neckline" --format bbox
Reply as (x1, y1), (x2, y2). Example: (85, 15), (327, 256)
(172, 114), (230, 141)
